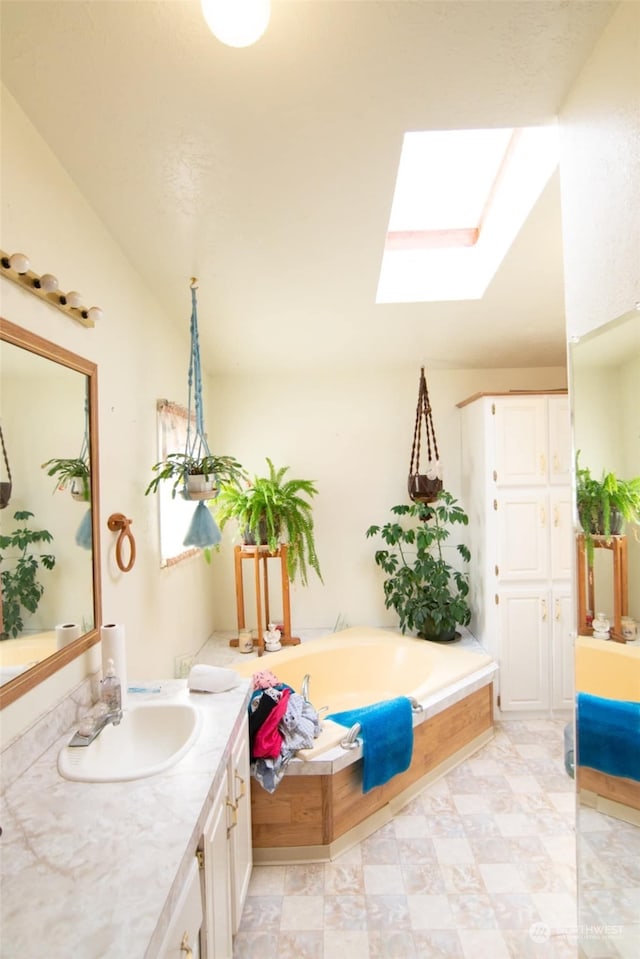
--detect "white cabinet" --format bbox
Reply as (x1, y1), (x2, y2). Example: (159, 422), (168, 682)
(159, 857), (203, 959)
(459, 392), (573, 714)
(228, 716), (252, 934)
(200, 718), (252, 959)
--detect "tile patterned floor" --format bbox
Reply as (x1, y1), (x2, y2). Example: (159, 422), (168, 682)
(232, 719), (583, 959)
(196, 632), (639, 958)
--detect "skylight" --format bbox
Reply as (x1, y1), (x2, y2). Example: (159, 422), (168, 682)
(376, 125), (559, 303)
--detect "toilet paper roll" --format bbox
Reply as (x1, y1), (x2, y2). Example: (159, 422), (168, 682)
(101, 623), (128, 706)
(56, 623), (81, 649)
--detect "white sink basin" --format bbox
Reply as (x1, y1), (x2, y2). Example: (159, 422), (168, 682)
(58, 702), (202, 783)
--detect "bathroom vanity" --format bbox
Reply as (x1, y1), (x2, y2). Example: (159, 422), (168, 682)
(0, 679), (252, 958)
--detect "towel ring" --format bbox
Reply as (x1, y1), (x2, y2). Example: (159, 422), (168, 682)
(107, 512), (136, 573)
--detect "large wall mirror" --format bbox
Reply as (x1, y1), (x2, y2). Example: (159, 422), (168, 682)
(570, 307), (639, 955)
(0, 318), (101, 709)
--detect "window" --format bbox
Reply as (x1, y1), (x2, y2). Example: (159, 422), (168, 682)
(376, 124), (559, 303)
(155, 400), (199, 566)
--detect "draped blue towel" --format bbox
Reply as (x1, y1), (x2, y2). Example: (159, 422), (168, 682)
(328, 696), (414, 793)
(576, 692), (640, 782)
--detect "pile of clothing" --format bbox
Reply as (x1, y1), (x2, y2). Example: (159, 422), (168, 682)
(249, 669), (322, 792)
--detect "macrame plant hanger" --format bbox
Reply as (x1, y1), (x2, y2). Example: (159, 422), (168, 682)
(75, 399), (92, 550)
(0, 423), (12, 510)
(408, 366), (443, 505)
(183, 280), (222, 550)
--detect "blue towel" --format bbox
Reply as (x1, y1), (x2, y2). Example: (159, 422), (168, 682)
(576, 692), (640, 782)
(328, 696), (414, 793)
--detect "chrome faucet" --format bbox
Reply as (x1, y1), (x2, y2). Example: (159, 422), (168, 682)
(301, 673), (311, 703)
(68, 702), (122, 747)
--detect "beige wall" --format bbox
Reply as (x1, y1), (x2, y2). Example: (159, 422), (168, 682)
(207, 366), (567, 631)
(559, 1), (640, 338)
(1, 88), (217, 743)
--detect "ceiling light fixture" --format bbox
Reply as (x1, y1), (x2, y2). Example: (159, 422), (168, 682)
(200, 0), (271, 48)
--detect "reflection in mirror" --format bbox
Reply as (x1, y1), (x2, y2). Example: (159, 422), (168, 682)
(570, 307), (640, 956)
(0, 318), (101, 709)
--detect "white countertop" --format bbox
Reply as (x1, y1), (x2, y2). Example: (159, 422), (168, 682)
(0, 678), (251, 959)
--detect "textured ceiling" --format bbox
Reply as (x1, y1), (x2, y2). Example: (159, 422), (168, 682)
(0, 1), (617, 373)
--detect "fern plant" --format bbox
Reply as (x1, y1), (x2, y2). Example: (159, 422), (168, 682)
(576, 453), (640, 567)
(0, 510), (56, 639)
(214, 457), (322, 586)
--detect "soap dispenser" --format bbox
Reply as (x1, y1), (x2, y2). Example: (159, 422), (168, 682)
(101, 658), (122, 719)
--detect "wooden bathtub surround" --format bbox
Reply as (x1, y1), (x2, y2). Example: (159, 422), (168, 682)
(575, 635), (640, 819)
(231, 545), (300, 656)
(251, 683), (494, 862)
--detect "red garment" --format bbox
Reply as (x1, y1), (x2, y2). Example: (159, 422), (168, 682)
(252, 687), (291, 759)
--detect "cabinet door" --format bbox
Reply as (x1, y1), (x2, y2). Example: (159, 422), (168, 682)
(547, 395), (571, 485)
(495, 492), (549, 581)
(201, 776), (232, 959)
(549, 489), (573, 581)
(159, 857), (203, 959)
(551, 587), (575, 710)
(493, 397), (547, 486)
(498, 588), (550, 711)
(228, 720), (253, 935)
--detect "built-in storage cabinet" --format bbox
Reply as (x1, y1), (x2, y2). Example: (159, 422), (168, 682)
(459, 392), (573, 714)
(200, 717), (252, 959)
(160, 857), (203, 959)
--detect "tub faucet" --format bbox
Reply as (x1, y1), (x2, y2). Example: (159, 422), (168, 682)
(301, 673), (311, 703)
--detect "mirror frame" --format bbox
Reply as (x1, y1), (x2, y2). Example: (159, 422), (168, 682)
(0, 317), (102, 709)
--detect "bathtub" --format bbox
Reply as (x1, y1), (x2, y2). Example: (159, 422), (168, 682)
(575, 634), (640, 815)
(234, 626), (498, 861)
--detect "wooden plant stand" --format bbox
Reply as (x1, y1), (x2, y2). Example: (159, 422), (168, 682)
(230, 545), (300, 657)
(576, 533), (628, 642)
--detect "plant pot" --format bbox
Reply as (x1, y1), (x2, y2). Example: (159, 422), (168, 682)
(589, 507), (624, 536)
(70, 478), (90, 502)
(185, 474), (216, 500)
(243, 519), (278, 547)
(417, 618), (459, 643)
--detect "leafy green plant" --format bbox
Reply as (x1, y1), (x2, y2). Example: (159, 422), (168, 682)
(366, 490), (471, 641)
(214, 457), (323, 586)
(0, 510), (56, 639)
(42, 456), (90, 502)
(576, 453), (640, 567)
(145, 452), (247, 498)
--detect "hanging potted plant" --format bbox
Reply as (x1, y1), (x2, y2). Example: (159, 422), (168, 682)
(576, 453), (640, 567)
(213, 457), (323, 586)
(366, 490), (471, 642)
(42, 456), (91, 502)
(145, 452), (247, 500)
(0, 510), (56, 639)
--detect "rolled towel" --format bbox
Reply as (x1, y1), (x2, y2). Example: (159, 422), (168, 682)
(187, 664), (241, 693)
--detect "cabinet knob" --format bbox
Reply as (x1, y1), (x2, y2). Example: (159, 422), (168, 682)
(180, 931), (193, 958)
(541, 598), (548, 621)
(540, 453), (546, 475)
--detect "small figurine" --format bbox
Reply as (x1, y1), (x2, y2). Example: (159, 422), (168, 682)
(264, 623), (282, 651)
(592, 612), (610, 639)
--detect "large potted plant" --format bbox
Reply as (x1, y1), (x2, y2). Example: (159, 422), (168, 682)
(214, 457), (322, 586)
(576, 454), (640, 566)
(42, 456), (90, 502)
(366, 490), (471, 642)
(0, 510), (56, 639)
(145, 452), (247, 500)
